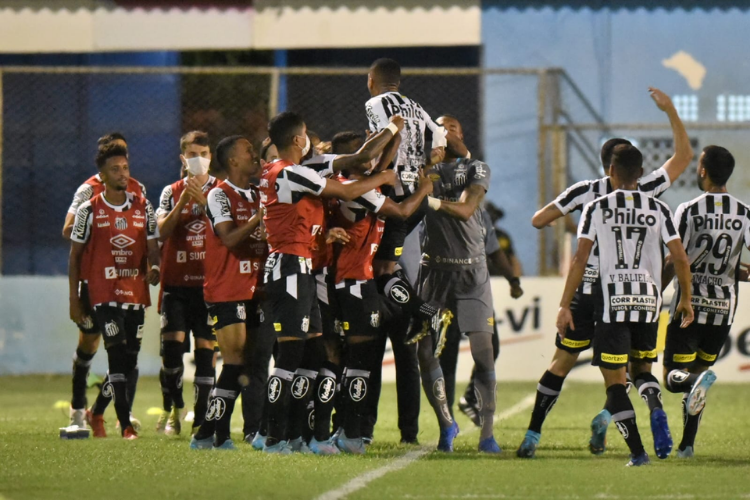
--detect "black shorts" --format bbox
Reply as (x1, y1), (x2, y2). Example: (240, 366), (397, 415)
(592, 321), (658, 369)
(93, 305), (145, 351)
(316, 272), (342, 339)
(206, 299), (261, 332)
(160, 286), (214, 342)
(374, 197), (428, 262)
(262, 273), (322, 339)
(555, 290), (598, 353)
(664, 320), (731, 369)
(334, 279), (386, 338)
(76, 282), (100, 335)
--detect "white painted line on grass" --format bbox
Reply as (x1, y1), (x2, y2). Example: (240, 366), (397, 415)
(315, 393), (536, 500)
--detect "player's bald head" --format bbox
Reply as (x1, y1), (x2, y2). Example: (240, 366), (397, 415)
(369, 58), (401, 87)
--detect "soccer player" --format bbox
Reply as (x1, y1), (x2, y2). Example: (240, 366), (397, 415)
(419, 114), (521, 452)
(155, 131), (218, 435)
(62, 133), (147, 436)
(662, 146), (750, 458)
(556, 144), (694, 466)
(68, 143), (161, 439)
(365, 58), (456, 348)
(258, 111), (395, 454)
(328, 159), (434, 455)
(189, 136), (266, 450)
(517, 88), (693, 458)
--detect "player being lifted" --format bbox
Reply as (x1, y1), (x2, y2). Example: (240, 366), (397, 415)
(62, 133), (147, 437)
(662, 146), (750, 457)
(557, 144), (694, 466)
(259, 112), (396, 454)
(365, 58), (456, 350)
(68, 143), (161, 439)
(190, 136), (266, 450)
(155, 131), (218, 435)
(420, 114), (523, 452)
(517, 88), (693, 458)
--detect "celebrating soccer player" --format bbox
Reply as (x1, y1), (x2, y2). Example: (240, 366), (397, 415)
(189, 136), (266, 450)
(517, 88), (693, 458)
(556, 144), (694, 466)
(662, 146), (750, 457)
(68, 143), (161, 439)
(155, 131), (218, 436)
(421, 114), (523, 452)
(62, 133), (148, 437)
(258, 111), (396, 453)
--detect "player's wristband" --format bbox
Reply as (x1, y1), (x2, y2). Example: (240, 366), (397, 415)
(386, 122), (400, 135)
(509, 277), (520, 287)
(151, 265), (160, 272)
(427, 197), (441, 211)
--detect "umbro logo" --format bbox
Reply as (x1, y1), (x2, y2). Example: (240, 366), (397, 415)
(110, 235), (136, 249)
(185, 220), (206, 234)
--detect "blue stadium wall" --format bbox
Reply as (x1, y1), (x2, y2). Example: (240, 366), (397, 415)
(481, 3), (750, 275)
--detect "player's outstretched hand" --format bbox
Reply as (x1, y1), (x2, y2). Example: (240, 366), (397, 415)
(389, 115), (405, 131)
(146, 268), (160, 286)
(326, 227), (350, 245)
(556, 306), (574, 337)
(649, 87), (674, 112)
(677, 298), (694, 328)
(69, 297), (85, 325)
(510, 282), (524, 299)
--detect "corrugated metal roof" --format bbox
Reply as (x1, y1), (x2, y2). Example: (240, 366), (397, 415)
(483, 1), (750, 11)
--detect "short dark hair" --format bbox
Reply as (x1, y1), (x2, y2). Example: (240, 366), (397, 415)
(215, 135), (246, 172)
(701, 145), (735, 186)
(307, 130), (321, 143)
(610, 144), (643, 183)
(370, 58), (401, 85)
(268, 111), (305, 150)
(95, 143), (128, 169)
(97, 132), (127, 148)
(260, 140), (276, 162)
(180, 130), (210, 153)
(331, 131), (363, 155)
(600, 138), (632, 169)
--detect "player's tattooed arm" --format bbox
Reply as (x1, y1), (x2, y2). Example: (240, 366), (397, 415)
(650, 87), (694, 183)
(331, 115), (404, 174)
(378, 169), (433, 219)
(430, 183), (485, 222)
(556, 237), (594, 337)
(370, 131), (401, 174)
(146, 238), (161, 286)
(666, 238), (694, 328)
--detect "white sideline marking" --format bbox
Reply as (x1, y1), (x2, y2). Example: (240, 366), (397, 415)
(315, 394), (536, 500)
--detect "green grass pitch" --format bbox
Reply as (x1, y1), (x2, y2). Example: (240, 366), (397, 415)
(1, 376), (748, 499)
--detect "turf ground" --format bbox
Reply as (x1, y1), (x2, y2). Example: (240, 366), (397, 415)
(1, 376), (749, 500)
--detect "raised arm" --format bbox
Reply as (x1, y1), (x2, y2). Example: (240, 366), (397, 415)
(378, 170), (433, 219)
(649, 87), (694, 183)
(332, 116), (404, 174)
(321, 170), (396, 202)
(430, 183), (484, 222)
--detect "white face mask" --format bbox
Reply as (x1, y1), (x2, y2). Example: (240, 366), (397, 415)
(299, 134), (311, 157)
(185, 156), (211, 176)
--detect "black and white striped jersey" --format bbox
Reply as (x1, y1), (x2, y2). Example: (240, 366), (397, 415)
(554, 167), (671, 294)
(669, 192), (750, 326)
(578, 190), (680, 323)
(365, 91), (439, 198)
